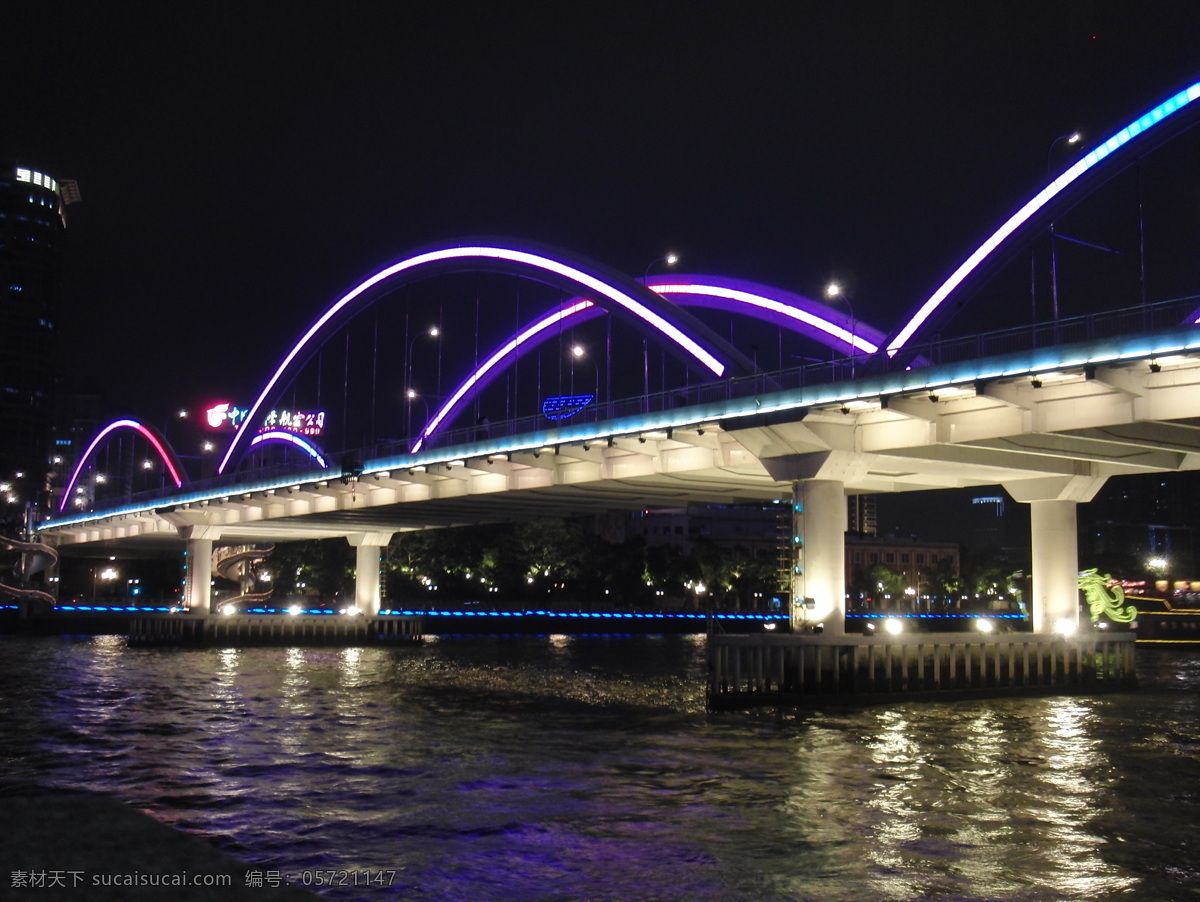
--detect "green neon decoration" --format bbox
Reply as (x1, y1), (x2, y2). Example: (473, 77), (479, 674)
(1078, 568), (1137, 623)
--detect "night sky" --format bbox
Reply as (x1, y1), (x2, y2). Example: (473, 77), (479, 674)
(5, 1), (1200, 423)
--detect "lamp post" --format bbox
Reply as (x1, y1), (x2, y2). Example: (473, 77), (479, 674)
(405, 327), (440, 437)
(641, 254), (678, 410)
(162, 408), (188, 448)
(405, 389), (431, 449)
(824, 281), (858, 374)
(94, 562), (118, 602)
(1047, 132), (1082, 323)
(643, 252), (679, 282)
(570, 344), (600, 414)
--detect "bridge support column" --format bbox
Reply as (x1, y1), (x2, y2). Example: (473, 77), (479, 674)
(347, 532), (393, 616)
(1029, 500), (1081, 633)
(1006, 474), (1107, 634)
(791, 479), (846, 636)
(179, 526), (222, 615)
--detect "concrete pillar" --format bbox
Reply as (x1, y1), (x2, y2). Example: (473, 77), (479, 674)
(178, 525), (223, 615)
(791, 479), (846, 635)
(347, 532), (393, 616)
(184, 537), (214, 615)
(1029, 499), (1080, 633)
(1005, 474), (1106, 635)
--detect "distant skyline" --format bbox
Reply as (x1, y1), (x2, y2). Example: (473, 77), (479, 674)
(6, 1), (1200, 422)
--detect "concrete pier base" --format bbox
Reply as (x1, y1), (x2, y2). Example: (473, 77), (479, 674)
(127, 614), (424, 646)
(708, 631), (1137, 708)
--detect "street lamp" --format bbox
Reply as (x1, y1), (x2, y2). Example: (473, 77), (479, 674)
(1047, 132), (1082, 322)
(824, 280), (858, 373)
(405, 326), (441, 437)
(94, 562), (119, 601)
(642, 254), (678, 408)
(406, 389), (430, 444)
(569, 344), (600, 409)
(406, 389), (447, 448)
(643, 253), (679, 281)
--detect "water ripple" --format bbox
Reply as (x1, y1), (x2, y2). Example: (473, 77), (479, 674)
(1, 635), (1198, 900)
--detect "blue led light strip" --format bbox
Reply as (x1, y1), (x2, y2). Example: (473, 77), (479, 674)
(846, 612), (1025, 620)
(54, 604), (179, 613)
(378, 610), (787, 621)
(888, 81), (1200, 354)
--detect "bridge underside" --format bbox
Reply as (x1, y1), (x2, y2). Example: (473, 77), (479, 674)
(39, 328), (1200, 632)
(47, 342), (1200, 557)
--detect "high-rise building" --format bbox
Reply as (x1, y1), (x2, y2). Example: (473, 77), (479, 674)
(0, 161), (77, 521)
(847, 493), (877, 535)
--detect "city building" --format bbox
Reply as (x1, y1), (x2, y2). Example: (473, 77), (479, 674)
(1080, 471), (1200, 582)
(627, 502), (788, 554)
(0, 161), (78, 522)
(845, 533), (961, 596)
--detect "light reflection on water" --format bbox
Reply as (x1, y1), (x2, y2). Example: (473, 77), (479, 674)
(1, 635), (1198, 900)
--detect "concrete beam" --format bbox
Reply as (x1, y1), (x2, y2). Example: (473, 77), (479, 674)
(1002, 472), (1108, 504)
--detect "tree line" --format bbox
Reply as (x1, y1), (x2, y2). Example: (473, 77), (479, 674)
(255, 518), (1024, 612)
(266, 517), (782, 611)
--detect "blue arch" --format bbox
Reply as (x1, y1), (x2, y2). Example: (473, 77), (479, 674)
(886, 81), (1200, 356)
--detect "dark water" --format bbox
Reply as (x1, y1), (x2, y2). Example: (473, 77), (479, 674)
(1, 633), (1198, 901)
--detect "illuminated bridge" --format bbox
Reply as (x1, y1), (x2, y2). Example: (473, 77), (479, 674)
(28, 80), (1200, 641)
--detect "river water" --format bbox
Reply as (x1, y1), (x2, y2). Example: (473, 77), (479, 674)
(1, 633), (1198, 901)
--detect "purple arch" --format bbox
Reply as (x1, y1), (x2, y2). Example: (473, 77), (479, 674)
(887, 81), (1200, 355)
(651, 275), (881, 356)
(411, 276), (886, 450)
(247, 431), (330, 468)
(59, 419), (186, 512)
(219, 240), (757, 474)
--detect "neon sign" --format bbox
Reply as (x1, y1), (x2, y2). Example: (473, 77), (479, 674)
(542, 395), (595, 420)
(15, 167), (58, 193)
(205, 402), (250, 430)
(204, 403), (325, 436)
(1078, 569), (1137, 623)
(263, 409), (325, 436)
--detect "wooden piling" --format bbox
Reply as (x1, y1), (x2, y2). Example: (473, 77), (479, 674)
(127, 614), (424, 647)
(707, 631), (1137, 708)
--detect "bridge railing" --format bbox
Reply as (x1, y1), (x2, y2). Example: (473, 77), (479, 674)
(407, 294), (1200, 453)
(55, 295), (1200, 517)
(399, 356), (884, 454)
(897, 293), (1200, 366)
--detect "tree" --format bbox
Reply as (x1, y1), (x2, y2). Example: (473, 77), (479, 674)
(851, 562), (907, 606)
(269, 538), (354, 603)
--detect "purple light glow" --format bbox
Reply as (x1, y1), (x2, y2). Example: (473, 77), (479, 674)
(888, 81), (1200, 355)
(412, 276), (886, 448)
(59, 419), (185, 512)
(220, 243), (729, 473)
(247, 430), (330, 468)
(651, 277), (881, 355)
(412, 299), (596, 451)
